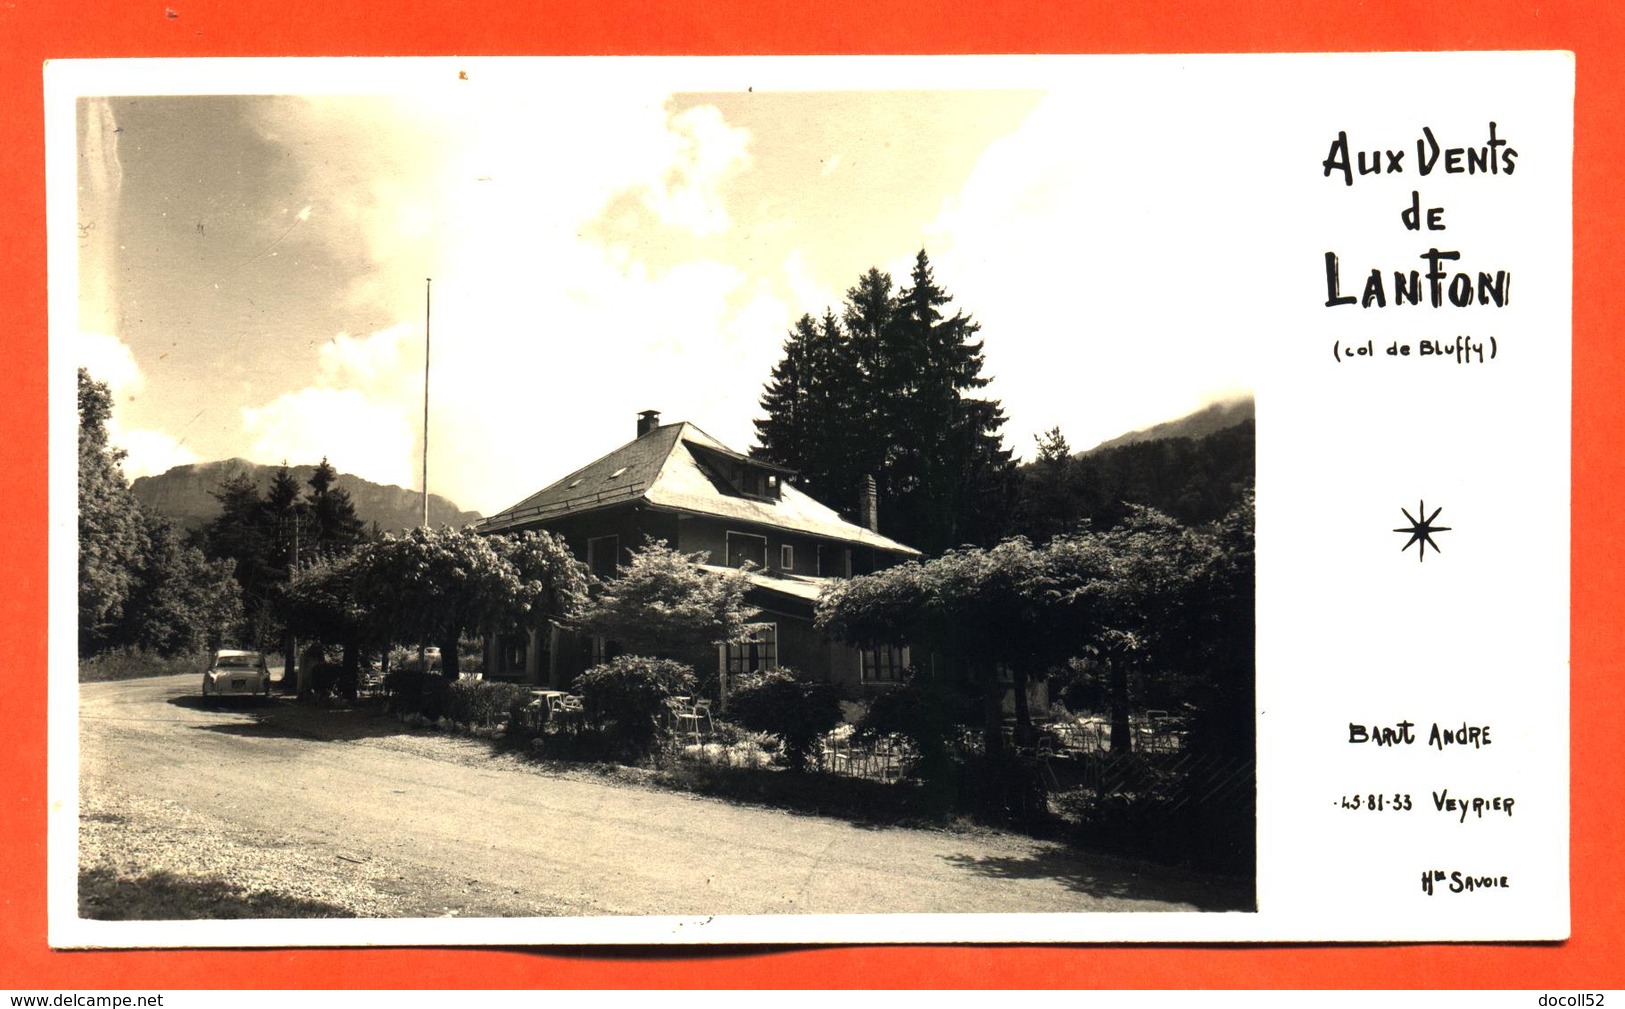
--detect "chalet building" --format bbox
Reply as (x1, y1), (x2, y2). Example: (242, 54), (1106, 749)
(477, 410), (921, 692)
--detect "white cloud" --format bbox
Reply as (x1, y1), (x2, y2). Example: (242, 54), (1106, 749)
(75, 331), (199, 478)
(238, 323), (421, 488)
(231, 92), (788, 513)
(116, 428), (200, 479)
(638, 104), (752, 236)
(75, 332), (143, 401)
(242, 386), (417, 488)
(921, 86), (1261, 458)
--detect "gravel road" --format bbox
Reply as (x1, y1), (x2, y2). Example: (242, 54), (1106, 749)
(79, 673), (1249, 919)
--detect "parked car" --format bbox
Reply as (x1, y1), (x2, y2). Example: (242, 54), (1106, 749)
(202, 649), (272, 704)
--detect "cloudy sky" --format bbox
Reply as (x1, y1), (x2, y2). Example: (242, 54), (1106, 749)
(74, 61), (1258, 516)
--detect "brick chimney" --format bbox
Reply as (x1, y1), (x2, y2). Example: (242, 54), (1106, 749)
(637, 409), (661, 438)
(858, 474), (878, 532)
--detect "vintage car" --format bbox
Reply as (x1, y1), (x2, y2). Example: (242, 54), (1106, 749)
(202, 649), (273, 703)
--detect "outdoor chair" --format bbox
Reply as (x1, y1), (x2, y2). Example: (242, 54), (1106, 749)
(1028, 733), (1062, 789)
(671, 700), (708, 744)
(821, 738), (853, 774)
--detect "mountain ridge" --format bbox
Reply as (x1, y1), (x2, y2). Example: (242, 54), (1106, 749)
(130, 459), (483, 534)
(1081, 396), (1255, 456)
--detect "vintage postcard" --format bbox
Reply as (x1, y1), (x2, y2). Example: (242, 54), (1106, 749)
(46, 52), (1571, 946)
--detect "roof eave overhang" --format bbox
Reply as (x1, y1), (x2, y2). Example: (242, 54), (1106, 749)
(640, 502), (920, 556)
(477, 496), (647, 535)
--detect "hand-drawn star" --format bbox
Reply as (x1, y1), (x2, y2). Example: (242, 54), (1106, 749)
(1393, 500), (1451, 561)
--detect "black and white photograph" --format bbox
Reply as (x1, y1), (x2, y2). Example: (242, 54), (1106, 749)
(50, 54), (1569, 947)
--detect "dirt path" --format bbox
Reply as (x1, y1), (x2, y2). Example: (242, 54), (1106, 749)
(79, 674), (1248, 919)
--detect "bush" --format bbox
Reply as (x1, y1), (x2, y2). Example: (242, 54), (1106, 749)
(856, 681), (976, 790)
(726, 669), (842, 772)
(383, 667), (451, 718)
(445, 679), (532, 728)
(575, 655), (695, 760)
(79, 647), (209, 682)
(385, 669), (531, 731)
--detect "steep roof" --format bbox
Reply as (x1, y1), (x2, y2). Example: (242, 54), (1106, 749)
(479, 422), (920, 556)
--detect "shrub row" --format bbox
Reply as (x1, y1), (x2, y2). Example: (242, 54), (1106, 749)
(383, 669), (532, 729)
(79, 647), (211, 682)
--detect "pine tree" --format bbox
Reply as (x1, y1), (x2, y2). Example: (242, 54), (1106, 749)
(206, 471), (276, 646)
(307, 457), (367, 558)
(753, 314), (819, 490)
(752, 252), (1016, 554)
(754, 310), (876, 512)
(1013, 426), (1081, 542)
(879, 251), (1015, 553)
(263, 463), (307, 570)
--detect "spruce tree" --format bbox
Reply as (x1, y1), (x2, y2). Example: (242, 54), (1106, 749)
(206, 471), (276, 646)
(877, 251), (1014, 553)
(307, 457), (367, 557)
(753, 252), (1015, 554)
(753, 314), (820, 490)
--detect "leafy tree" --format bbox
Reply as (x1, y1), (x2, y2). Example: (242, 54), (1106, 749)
(348, 526), (519, 677)
(79, 369), (249, 660)
(281, 552), (381, 697)
(813, 557), (930, 652)
(725, 669), (843, 772)
(119, 514), (243, 657)
(1173, 494), (1255, 759)
(77, 370), (145, 652)
(819, 538), (1062, 754)
(823, 503), (1253, 758)
(818, 539), (1060, 819)
(1048, 506), (1217, 752)
(487, 530), (590, 638)
(578, 539), (762, 669)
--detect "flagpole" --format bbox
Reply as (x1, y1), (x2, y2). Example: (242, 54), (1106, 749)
(418, 277), (431, 677)
(422, 277), (431, 528)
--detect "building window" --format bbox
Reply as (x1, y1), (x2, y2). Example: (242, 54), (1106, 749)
(725, 531), (767, 570)
(861, 644), (910, 683)
(725, 624), (778, 676)
(502, 635), (527, 674)
(587, 535), (620, 580)
(817, 544), (849, 577)
(780, 544), (794, 572)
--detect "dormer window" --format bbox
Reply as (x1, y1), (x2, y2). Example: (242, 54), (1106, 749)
(738, 467), (781, 501)
(607, 466), (629, 480)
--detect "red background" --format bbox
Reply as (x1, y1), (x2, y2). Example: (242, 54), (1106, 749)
(3, 0), (1620, 990)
